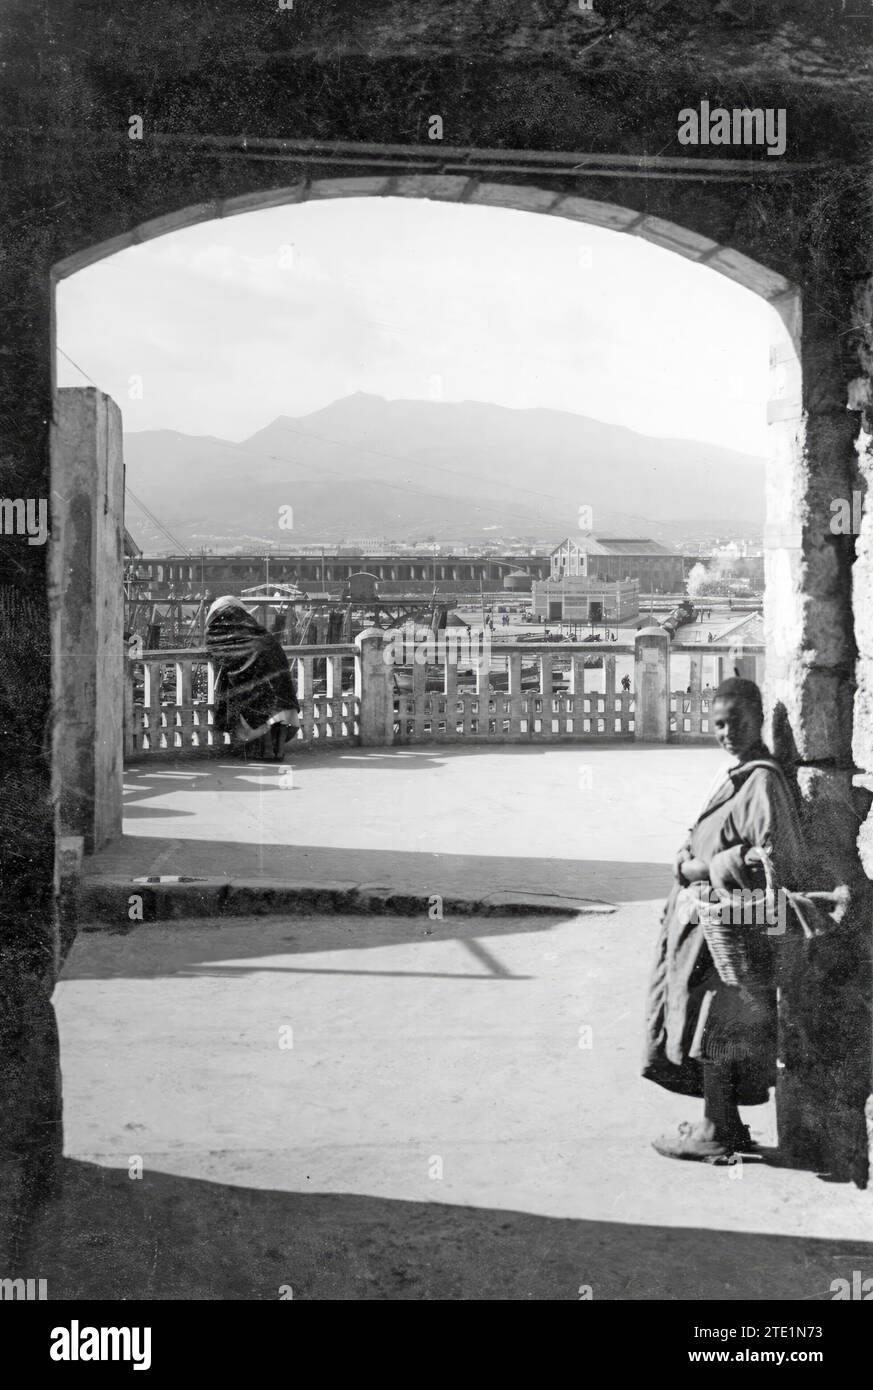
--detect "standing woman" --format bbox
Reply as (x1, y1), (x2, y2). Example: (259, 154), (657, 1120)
(643, 677), (806, 1161)
(205, 597), (300, 760)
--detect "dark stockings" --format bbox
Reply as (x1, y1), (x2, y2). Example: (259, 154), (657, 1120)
(703, 1060), (743, 1140)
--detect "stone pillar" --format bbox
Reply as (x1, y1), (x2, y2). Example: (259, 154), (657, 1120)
(688, 653), (702, 696)
(765, 279), (872, 1182)
(50, 388), (124, 854)
(633, 626), (670, 742)
(355, 627), (394, 746)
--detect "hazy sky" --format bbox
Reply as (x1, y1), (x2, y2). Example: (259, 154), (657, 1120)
(56, 196), (776, 456)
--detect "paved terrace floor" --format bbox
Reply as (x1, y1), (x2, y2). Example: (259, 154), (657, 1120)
(35, 743), (873, 1299)
(89, 744), (729, 902)
(32, 906), (873, 1300)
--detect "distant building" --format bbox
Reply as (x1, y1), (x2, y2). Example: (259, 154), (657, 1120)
(715, 612), (765, 685)
(549, 536), (684, 593)
(531, 575), (640, 624)
(339, 538), (391, 554)
(503, 569), (533, 593)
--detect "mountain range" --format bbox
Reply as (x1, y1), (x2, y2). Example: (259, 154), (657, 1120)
(122, 393), (765, 551)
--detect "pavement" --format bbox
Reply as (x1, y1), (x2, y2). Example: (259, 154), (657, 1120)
(40, 739), (872, 1300)
(84, 744), (728, 914)
(27, 906), (873, 1300)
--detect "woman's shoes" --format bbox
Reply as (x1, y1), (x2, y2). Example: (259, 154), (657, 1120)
(652, 1120), (758, 1164)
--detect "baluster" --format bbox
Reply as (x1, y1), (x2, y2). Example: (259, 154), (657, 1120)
(570, 655), (586, 698)
(539, 652), (554, 699)
(176, 658), (193, 752)
(475, 636), (490, 696)
(325, 654), (341, 740)
(325, 653), (340, 698)
(538, 653), (554, 737)
(689, 653), (702, 696)
(412, 650), (427, 740)
(604, 654), (616, 733)
(124, 656), (134, 759)
(206, 658), (218, 747)
(688, 652), (703, 735)
(146, 657), (163, 752)
(305, 655), (317, 743)
(507, 650), (524, 738)
(443, 637), (458, 701)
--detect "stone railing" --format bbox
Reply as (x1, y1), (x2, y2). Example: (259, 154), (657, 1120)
(390, 639), (637, 744)
(669, 638), (764, 742)
(124, 628), (764, 759)
(125, 644), (360, 758)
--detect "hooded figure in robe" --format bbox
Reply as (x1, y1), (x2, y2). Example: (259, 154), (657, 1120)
(205, 596), (300, 760)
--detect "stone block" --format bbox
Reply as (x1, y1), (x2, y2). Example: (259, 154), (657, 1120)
(795, 765), (867, 883)
(468, 182), (560, 213)
(770, 289), (803, 352)
(856, 802), (873, 881)
(852, 656), (873, 773)
(308, 176), (390, 200)
(628, 215), (717, 261)
(221, 184), (309, 216)
(771, 665), (854, 765)
(392, 174), (471, 201)
(550, 196), (638, 231)
(134, 203), (221, 245)
(707, 247), (792, 300)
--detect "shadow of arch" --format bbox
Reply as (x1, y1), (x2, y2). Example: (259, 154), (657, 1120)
(22, 1158), (873, 1301)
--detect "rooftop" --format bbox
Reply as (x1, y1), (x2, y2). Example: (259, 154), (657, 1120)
(556, 536), (679, 557)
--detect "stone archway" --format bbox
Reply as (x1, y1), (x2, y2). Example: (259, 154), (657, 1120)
(3, 0), (873, 1288)
(50, 174), (872, 1187)
(51, 173), (805, 818)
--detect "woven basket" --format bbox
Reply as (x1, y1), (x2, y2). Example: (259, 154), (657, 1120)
(697, 848), (778, 989)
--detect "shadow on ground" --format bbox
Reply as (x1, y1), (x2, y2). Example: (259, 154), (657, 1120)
(23, 1159), (871, 1301)
(65, 912), (596, 982)
(87, 836), (670, 903)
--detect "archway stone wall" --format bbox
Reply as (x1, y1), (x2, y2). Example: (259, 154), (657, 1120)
(2, 1), (873, 1254)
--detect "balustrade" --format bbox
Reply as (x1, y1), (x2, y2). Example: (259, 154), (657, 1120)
(124, 632), (764, 759)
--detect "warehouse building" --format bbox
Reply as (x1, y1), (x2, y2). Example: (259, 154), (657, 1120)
(531, 575), (640, 624)
(549, 535), (684, 593)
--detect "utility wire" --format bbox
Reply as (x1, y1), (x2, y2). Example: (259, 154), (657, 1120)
(57, 345), (97, 386)
(125, 485), (191, 557)
(58, 345), (193, 554)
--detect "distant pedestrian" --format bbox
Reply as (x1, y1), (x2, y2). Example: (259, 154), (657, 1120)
(621, 674), (631, 692)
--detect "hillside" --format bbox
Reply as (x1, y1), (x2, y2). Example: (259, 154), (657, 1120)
(122, 393), (765, 550)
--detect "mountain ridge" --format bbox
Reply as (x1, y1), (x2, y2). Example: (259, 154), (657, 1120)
(122, 394), (765, 550)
